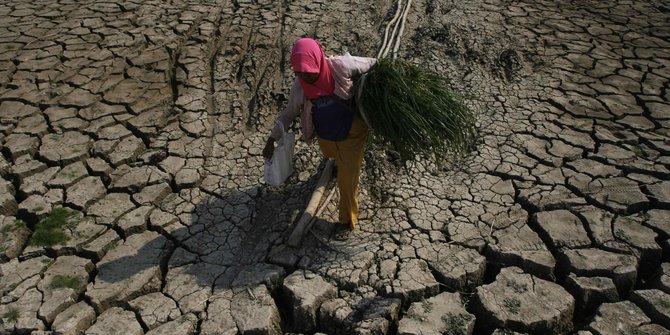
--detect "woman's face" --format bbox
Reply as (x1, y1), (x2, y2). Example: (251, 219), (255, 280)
(296, 71), (319, 84)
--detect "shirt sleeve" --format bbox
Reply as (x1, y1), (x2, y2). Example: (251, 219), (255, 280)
(330, 54), (377, 100)
(270, 78), (304, 141)
(342, 54), (377, 77)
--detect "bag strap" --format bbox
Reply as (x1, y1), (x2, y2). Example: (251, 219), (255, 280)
(355, 73), (371, 127)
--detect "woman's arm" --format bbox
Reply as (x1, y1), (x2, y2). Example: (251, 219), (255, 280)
(330, 54), (377, 100)
(264, 79), (304, 159)
(342, 54), (377, 77)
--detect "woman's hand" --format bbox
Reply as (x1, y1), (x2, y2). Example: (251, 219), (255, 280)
(262, 137), (275, 160)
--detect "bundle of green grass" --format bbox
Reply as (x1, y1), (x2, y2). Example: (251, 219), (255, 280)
(359, 58), (477, 166)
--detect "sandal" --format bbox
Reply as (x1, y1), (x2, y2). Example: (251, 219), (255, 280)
(333, 224), (352, 240)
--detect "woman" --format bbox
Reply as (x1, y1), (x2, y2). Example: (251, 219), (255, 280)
(263, 37), (376, 239)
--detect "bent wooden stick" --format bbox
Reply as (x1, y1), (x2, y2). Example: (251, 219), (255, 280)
(287, 158), (334, 247)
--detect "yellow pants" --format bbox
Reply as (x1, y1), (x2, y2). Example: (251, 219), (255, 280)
(317, 115), (368, 229)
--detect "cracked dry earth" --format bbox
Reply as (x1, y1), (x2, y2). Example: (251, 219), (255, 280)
(0, 0), (669, 334)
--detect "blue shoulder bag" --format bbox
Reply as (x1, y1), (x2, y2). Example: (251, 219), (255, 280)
(311, 95), (354, 141)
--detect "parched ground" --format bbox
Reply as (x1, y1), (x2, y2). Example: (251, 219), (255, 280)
(0, 0), (669, 334)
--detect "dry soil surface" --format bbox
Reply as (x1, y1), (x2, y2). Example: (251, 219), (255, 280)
(1, 0), (669, 334)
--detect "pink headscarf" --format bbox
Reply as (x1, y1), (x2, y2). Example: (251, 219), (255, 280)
(290, 38), (334, 100)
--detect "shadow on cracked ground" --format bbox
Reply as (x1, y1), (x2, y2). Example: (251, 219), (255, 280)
(93, 162), (361, 296)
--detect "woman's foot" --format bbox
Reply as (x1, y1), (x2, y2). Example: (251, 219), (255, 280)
(333, 223), (352, 240)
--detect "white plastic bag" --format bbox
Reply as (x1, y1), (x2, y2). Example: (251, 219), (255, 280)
(264, 122), (295, 186)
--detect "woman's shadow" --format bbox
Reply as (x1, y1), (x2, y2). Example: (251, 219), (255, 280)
(91, 159), (376, 310)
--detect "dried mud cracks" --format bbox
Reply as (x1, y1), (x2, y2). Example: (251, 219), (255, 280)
(1, 0), (670, 334)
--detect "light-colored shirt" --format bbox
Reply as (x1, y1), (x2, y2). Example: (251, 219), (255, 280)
(270, 53), (376, 142)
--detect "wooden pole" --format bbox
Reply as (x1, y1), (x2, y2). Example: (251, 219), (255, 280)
(287, 159), (334, 247)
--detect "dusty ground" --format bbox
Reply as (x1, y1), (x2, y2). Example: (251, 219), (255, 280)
(1, 0), (669, 334)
